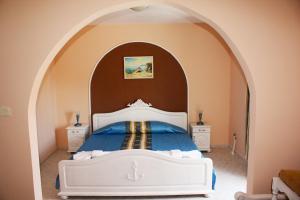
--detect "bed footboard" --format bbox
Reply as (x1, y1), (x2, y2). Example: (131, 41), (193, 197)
(58, 149), (213, 198)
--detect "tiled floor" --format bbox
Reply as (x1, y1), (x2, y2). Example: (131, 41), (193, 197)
(41, 147), (247, 200)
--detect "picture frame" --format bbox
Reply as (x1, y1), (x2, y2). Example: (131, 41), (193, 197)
(124, 56), (154, 79)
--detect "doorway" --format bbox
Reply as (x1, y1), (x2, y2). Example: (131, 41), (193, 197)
(29, 1), (255, 198)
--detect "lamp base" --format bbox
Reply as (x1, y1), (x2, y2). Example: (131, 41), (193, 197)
(74, 123), (82, 127)
(196, 121), (204, 125)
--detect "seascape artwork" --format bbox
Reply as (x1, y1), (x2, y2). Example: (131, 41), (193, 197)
(124, 56), (153, 79)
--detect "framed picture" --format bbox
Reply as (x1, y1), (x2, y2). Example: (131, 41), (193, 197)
(124, 56), (153, 79)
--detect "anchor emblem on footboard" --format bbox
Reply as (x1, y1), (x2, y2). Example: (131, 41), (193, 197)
(127, 161), (144, 182)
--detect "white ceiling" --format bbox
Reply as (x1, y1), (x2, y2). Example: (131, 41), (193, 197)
(91, 5), (202, 25)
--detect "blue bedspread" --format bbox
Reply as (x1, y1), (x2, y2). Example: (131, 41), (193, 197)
(78, 131), (198, 152)
(56, 122), (216, 190)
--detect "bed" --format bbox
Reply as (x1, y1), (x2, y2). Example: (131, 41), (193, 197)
(57, 99), (215, 199)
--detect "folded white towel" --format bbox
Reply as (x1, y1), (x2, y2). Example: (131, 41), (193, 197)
(155, 151), (170, 156)
(91, 150), (103, 158)
(170, 149), (182, 158)
(73, 150), (202, 160)
(154, 150), (202, 159)
(73, 151), (92, 160)
(181, 150), (202, 159)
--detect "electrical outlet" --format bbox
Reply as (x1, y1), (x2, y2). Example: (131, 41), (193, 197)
(0, 106), (12, 117)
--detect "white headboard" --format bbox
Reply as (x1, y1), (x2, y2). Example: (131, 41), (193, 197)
(92, 99), (187, 131)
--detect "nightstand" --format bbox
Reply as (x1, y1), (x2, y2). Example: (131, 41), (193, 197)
(190, 123), (211, 152)
(66, 124), (89, 152)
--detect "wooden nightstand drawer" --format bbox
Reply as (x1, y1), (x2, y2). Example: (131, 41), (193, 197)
(68, 129), (86, 135)
(193, 133), (210, 149)
(66, 124), (89, 152)
(68, 133), (85, 140)
(190, 123), (211, 152)
(192, 126), (210, 133)
(69, 137), (84, 146)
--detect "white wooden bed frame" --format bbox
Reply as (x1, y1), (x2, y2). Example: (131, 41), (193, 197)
(58, 99), (213, 199)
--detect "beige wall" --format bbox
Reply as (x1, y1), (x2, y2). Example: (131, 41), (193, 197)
(229, 56), (248, 158)
(49, 23), (232, 149)
(1, 1), (300, 199)
(36, 67), (57, 163)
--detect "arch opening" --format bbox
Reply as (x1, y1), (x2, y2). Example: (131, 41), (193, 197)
(29, 2), (256, 199)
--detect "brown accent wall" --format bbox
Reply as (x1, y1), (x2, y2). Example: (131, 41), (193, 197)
(91, 42), (187, 115)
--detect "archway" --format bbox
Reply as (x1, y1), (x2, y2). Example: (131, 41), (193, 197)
(28, 1), (256, 199)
